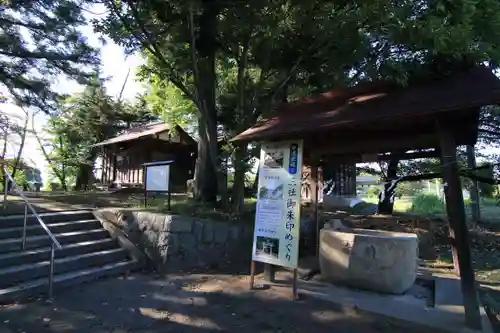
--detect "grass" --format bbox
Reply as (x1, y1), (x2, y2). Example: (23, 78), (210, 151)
(361, 196), (412, 212)
(135, 196), (258, 224)
(361, 195), (500, 224)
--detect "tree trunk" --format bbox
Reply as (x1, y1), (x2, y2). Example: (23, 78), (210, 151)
(11, 112), (29, 180)
(75, 150), (97, 191)
(1, 126), (7, 191)
(75, 164), (91, 191)
(193, 0), (224, 206)
(253, 165), (260, 195)
(231, 144), (247, 214)
(194, 118), (217, 203)
(33, 122), (67, 192)
(378, 158), (399, 214)
(466, 145), (480, 223)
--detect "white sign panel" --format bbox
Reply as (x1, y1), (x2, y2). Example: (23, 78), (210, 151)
(145, 164), (170, 191)
(252, 140), (303, 269)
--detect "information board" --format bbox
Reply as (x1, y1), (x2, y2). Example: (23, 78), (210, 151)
(145, 164), (170, 191)
(252, 140), (303, 269)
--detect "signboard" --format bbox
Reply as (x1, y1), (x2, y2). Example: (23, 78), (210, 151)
(252, 140), (303, 269)
(143, 160), (173, 210)
(145, 164), (170, 191)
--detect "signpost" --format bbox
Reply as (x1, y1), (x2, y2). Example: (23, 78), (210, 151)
(143, 160), (173, 211)
(249, 140), (303, 299)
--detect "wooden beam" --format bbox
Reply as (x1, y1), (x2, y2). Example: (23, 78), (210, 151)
(438, 124), (482, 330)
(310, 162), (319, 257)
(317, 149), (441, 165)
(311, 133), (439, 156)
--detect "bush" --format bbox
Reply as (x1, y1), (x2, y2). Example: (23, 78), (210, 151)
(366, 186), (381, 198)
(409, 194), (445, 215)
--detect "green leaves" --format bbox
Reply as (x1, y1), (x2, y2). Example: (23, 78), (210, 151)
(0, 0), (99, 112)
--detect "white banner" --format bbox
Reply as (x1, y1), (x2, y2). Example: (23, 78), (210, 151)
(252, 140), (303, 269)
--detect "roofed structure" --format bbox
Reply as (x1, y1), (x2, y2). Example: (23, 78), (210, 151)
(233, 66), (500, 330)
(92, 123), (196, 147)
(232, 67), (500, 163)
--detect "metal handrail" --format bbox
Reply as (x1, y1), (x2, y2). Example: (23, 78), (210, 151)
(2, 167), (62, 298)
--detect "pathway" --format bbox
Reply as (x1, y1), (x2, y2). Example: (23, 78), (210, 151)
(0, 273), (431, 333)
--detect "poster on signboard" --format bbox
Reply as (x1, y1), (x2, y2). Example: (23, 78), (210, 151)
(252, 140), (303, 269)
(145, 164), (170, 191)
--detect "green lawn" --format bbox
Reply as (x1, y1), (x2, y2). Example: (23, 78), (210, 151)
(361, 196), (500, 224)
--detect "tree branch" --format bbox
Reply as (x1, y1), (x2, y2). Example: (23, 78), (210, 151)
(106, 0), (195, 103)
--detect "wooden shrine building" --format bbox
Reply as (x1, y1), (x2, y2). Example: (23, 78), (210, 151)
(231, 66), (500, 330)
(93, 123), (196, 192)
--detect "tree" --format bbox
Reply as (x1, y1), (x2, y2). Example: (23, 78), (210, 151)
(96, 0), (500, 211)
(141, 73), (197, 136)
(0, 0), (99, 112)
(44, 74), (157, 190)
(0, 100), (30, 191)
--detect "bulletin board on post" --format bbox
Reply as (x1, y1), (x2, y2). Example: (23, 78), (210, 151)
(143, 160), (174, 211)
(249, 140), (303, 300)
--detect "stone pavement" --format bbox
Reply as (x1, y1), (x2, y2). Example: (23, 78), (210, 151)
(0, 273), (434, 333)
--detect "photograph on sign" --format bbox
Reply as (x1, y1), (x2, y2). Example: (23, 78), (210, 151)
(263, 150), (284, 169)
(255, 236), (280, 260)
(145, 164), (170, 191)
(258, 177), (284, 200)
(251, 141), (303, 269)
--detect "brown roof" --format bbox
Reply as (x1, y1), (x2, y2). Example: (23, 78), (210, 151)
(231, 67), (500, 143)
(92, 123), (196, 147)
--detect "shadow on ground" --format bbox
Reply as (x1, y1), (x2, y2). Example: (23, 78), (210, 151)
(0, 272), (428, 333)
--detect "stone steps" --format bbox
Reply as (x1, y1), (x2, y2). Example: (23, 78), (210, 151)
(0, 210), (139, 303)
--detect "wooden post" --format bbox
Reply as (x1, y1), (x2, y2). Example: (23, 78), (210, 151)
(438, 126), (482, 330)
(466, 145), (480, 223)
(263, 264), (276, 282)
(310, 162), (319, 257)
(292, 268), (298, 300)
(249, 260), (256, 290)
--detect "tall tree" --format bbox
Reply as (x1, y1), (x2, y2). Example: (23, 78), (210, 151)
(0, 0), (100, 112)
(44, 75), (157, 190)
(97, 0), (500, 211)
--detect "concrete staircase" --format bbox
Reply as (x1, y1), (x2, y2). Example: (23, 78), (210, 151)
(0, 210), (138, 302)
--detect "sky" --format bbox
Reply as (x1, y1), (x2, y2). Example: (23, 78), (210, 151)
(2, 8), (145, 185)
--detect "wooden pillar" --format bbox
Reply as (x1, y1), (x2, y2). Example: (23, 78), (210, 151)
(310, 161), (319, 256)
(263, 264), (276, 282)
(112, 152), (117, 183)
(102, 150), (107, 184)
(350, 164), (357, 196)
(466, 145), (480, 223)
(438, 126), (481, 330)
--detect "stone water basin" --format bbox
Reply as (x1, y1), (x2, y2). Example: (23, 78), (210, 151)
(319, 228), (419, 294)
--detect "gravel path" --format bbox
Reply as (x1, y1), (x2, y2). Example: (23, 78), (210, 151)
(0, 273), (436, 333)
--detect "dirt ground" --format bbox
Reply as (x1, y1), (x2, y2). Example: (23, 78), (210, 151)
(0, 272), (434, 333)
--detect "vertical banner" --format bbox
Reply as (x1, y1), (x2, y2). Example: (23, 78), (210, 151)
(252, 140), (303, 269)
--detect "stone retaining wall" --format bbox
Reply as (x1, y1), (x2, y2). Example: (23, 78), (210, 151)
(95, 209), (253, 272)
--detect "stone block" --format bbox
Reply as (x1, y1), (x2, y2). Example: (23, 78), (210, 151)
(168, 216), (193, 233)
(319, 228), (419, 294)
(193, 221), (204, 242)
(228, 225), (240, 242)
(168, 233), (179, 253)
(150, 213), (165, 232)
(178, 233), (197, 250)
(202, 222), (214, 243)
(157, 231), (169, 248)
(213, 222), (229, 244)
(197, 246), (223, 266)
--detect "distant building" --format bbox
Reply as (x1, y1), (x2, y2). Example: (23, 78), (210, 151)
(92, 123), (197, 192)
